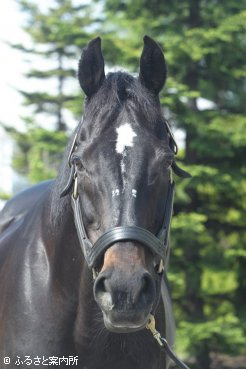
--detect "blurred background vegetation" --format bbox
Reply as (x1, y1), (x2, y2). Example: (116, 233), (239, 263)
(1, 0), (246, 368)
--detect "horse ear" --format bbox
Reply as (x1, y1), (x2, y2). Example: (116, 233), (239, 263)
(139, 36), (167, 95)
(78, 37), (105, 97)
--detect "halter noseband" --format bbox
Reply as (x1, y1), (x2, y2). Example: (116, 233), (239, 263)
(60, 119), (191, 272)
(70, 176), (175, 269)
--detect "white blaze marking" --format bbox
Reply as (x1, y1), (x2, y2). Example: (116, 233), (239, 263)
(116, 123), (137, 154)
(116, 123), (137, 190)
(132, 189), (137, 198)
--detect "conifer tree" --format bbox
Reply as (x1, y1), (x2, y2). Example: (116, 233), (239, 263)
(9, 0), (97, 182)
(14, 0), (96, 129)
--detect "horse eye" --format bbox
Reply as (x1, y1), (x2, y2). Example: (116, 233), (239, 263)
(72, 156), (84, 171)
(164, 159), (173, 169)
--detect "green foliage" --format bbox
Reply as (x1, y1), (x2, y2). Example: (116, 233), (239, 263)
(5, 123), (68, 183)
(0, 192), (11, 201)
(177, 314), (245, 356)
(27, 128), (68, 182)
(14, 0), (99, 128)
(8, 0), (98, 181)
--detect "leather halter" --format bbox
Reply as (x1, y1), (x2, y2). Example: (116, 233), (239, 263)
(60, 119), (191, 271)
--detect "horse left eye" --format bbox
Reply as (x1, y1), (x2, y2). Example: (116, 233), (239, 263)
(72, 156), (84, 171)
(164, 159), (173, 169)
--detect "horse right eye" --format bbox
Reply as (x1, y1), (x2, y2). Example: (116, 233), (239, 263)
(72, 156), (84, 171)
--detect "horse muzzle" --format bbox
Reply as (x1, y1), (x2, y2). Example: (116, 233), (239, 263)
(93, 266), (156, 333)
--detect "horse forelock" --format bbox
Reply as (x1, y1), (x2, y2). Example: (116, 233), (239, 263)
(83, 71), (164, 134)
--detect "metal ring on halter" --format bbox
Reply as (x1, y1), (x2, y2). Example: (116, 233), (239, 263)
(73, 174), (78, 199)
(92, 268), (98, 280)
(146, 315), (191, 369)
(157, 259), (164, 274)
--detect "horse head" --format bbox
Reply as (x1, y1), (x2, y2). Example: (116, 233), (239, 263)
(61, 36), (189, 333)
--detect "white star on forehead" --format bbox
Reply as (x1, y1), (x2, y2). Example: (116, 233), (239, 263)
(116, 123), (137, 154)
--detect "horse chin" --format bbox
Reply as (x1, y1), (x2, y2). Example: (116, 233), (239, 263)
(102, 311), (149, 333)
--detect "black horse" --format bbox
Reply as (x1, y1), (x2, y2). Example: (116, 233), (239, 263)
(0, 36), (190, 369)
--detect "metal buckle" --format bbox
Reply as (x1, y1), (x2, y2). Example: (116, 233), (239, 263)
(157, 259), (164, 274)
(73, 172), (78, 199)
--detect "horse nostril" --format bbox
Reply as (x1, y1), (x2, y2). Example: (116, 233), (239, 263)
(138, 273), (155, 306)
(94, 274), (114, 311)
(94, 275), (107, 296)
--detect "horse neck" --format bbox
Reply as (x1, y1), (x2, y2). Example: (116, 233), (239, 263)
(44, 181), (85, 286)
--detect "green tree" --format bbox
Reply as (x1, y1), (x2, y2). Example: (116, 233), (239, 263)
(14, 0), (96, 129)
(2, 121), (68, 182)
(8, 0), (98, 183)
(96, 1), (246, 367)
